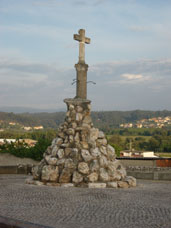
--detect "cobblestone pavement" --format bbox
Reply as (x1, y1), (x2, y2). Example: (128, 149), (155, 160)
(0, 175), (171, 228)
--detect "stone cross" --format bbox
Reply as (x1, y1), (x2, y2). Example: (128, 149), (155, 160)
(74, 29), (91, 63)
(73, 29), (90, 99)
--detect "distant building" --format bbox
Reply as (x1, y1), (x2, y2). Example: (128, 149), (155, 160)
(0, 139), (16, 145)
(23, 126), (32, 131)
(0, 138), (37, 147)
(20, 139), (37, 147)
(120, 150), (158, 158)
(33, 126), (44, 130)
(136, 123), (142, 128)
(9, 122), (16, 126)
(120, 123), (133, 128)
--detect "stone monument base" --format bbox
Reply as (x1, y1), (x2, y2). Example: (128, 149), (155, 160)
(28, 98), (136, 188)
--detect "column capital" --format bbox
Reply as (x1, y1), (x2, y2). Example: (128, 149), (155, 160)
(75, 63), (89, 71)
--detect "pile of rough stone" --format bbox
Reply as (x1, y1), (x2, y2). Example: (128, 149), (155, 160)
(27, 98), (136, 188)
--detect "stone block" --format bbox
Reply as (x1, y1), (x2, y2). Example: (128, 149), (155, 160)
(46, 182), (61, 187)
(89, 128), (99, 141)
(99, 168), (109, 182)
(76, 105), (83, 113)
(76, 113), (83, 122)
(100, 146), (107, 155)
(125, 176), (136, 187)
(32, 165), (41, 180)
(58, 132), (65, 139)
(41, 165), (59, 182)
(97, 138), (107, 146)
(45, 156), (58, 166)
(51, 138), (58, 146)
(99, 155), (108, 168)
(56, 138), (63, 146)
(83, 115), (92, 124)
(66, 128), (75, 135)
(69, 104), (74, 111)
(72, 171), (83, 183)
(69, 135), (74, 143)
(91, 147), (101, 157)
(59, 168), (72, 183)
(81, 149), (93, 162)
(65, 148), (73, 156)
(51, 145), (58, 157)
(46, 146), (52, 155)
(107, 182), (118, 188)
(109, 170), (122, 181)
(71, 122), (77, 128)
(98, 131), (105, 139)
(88, 172), (98, 182)
(107, 144), (116, 160)
(90, 160), (100, 172)
(117, 181), (129, 188)
(57, 159), (65, 166)
(61, 183), (74, 187)
(57, 149), (64, 159)
(65, 159), (76, 169)
(78, 162), (89, 174)
(81, 141), (89, 149)
(88, 183), (106, 188)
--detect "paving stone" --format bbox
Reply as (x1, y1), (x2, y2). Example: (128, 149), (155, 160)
(0, 175), (171, 228)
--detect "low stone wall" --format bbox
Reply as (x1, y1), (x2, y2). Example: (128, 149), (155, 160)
(118, 157), (171, 168)
(117, 158), (171, 180)
(0, 165), (32, 175)
(1, 158), (171, 181)
(126, 166), (171, 181)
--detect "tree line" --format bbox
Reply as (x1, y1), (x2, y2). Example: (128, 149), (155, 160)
(0, 109), (171, 130)
(108, 128), (171, 154)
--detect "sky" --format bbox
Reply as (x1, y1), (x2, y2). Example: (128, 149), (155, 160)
(0, 0), (171, 111)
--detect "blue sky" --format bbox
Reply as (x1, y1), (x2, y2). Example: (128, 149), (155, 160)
(0, 0), (171, 111)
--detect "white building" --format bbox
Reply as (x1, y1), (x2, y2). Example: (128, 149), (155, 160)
(120, 150), (158, 158)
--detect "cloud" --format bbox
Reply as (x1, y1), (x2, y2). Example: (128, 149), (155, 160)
(73, 0), (87, 6)
(129, 26), (149, 32)
(121, 73), (143, 80)
(0, 24), (67, 40)
(89, 59), (171, 92)
(73, 0), (106, 6)
(93, 0), (107, 6)
(0, 57), (73, 109)
(0, 57), (171, 110)
(32, 0), (61, 7)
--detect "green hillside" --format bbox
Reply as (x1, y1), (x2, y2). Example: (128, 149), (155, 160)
(0, 110), (171, 131)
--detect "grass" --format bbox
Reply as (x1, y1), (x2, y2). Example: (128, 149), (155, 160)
(107, 135), (152, 142)
(155, 153), (171, 158)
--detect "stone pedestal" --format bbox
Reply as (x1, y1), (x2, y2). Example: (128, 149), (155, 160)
(75, 63), (88, 99)
(30, 98), (136, 188)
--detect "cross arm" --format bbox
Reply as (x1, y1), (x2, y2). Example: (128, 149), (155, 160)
(74, 34), (82, 42)
(73, 34), (91, 44)
(85, 37), (91, 44)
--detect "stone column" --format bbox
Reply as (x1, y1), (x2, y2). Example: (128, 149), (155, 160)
(79, 42), (85, 63)
(75, 63), (88, 99)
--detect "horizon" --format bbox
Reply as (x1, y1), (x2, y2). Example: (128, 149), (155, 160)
(0, 0), (171, 110)
(0, 105), (171, 114)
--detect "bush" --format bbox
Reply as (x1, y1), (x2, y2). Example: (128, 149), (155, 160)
(0, 138), (51, 161)
(109, 143), (121, 157)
